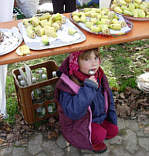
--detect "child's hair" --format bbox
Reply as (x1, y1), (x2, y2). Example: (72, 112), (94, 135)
(79, 48), (100, 60)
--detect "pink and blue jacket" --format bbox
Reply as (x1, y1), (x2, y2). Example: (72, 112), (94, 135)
(55, 56), (117, 150)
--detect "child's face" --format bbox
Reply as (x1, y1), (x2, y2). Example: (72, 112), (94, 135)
(78, 51), (100, 75)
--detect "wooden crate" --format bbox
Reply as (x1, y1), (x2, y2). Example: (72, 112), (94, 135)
(12, 61), (59, 124)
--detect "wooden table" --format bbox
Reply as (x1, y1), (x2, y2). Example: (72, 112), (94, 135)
(1, 14), (149, 65)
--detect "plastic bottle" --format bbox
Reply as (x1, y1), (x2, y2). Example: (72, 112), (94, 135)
(48, 103), (56, 113)
(45, 85), (54, 101)
(36, 107), (46, 118)
(32, 76), (37, 83)
(19, 79), (27, 87)
(18, 74), (23, 80)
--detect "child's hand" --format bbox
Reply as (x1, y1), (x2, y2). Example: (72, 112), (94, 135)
(89, 76), (98, 85)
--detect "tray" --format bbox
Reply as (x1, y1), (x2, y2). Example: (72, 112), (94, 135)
(0, 27), (23, 56)
(111, 0), (149, 21)
(18, 15), (86, 50)
(118, 14), (149, 21)
(70, 10), (133, 36)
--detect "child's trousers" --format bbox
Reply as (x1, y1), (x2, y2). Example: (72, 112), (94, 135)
(91, 120), (119, 148)
(52, 0), (76, 14)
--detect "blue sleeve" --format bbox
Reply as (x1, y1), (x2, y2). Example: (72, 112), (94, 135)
(107, 89), (117, 125)
(59, 79), (98, 120)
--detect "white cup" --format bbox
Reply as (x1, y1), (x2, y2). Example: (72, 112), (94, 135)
(0, 0), (14, 22)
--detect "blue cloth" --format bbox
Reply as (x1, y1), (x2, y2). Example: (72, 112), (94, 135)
(76, 0), (99, 6)
(59, 78), (117, 125)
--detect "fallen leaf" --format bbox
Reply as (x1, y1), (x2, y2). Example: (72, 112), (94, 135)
(120, 93), (125, 99)
(0, 138), (5, 144)
(48, 131), (59, 140)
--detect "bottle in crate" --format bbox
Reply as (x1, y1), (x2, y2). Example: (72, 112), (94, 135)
(32, 88), (45, 104)
(31, 69), (48, 104)
(19, 79), (27, 87)
(36, 106), (46, 118)
(48, 102), (56, 114)
(45, 85), (55, 101)
(37, 68), (47, 82)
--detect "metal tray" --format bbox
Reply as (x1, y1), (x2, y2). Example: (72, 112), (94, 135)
(111, 0), (149, 21)
(70, 10), (133, 36)
(18, 16), (86, 50)
(118, 14), (149, 21)
(0, 27), (23, 56)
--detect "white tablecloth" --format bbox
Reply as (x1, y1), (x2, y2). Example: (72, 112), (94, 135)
(0, 0), (14, 117)
(0, 65), (8, 116)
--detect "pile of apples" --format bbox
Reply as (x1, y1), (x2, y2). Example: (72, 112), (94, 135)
(22, 13), (66, 45)
(72, 8), (127, 34)
(111, 0), (149, 18)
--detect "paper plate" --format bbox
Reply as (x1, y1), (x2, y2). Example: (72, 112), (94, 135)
(0, 27), (23, 56)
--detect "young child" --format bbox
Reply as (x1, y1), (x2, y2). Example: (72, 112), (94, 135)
(55, 48), (118, 153)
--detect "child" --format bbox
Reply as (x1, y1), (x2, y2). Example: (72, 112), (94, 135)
(55, 48), (118, 153)
(52, 0), (76, 14)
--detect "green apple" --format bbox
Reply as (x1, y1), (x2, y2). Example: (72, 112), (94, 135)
(68, 28), (77, 35)
(42, 35), (49, 46)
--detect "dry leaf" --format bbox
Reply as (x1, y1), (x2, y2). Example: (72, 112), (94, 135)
(120, 93), (125, 99)
(112, 87), (119, 91)
(0, 138), (5, 144)
(130, 88), (140, 94)
(144, 127), (149, 134)
(48, 131), (58, 140)
(116, 104), (131, 118)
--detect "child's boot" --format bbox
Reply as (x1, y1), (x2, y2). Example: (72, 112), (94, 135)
(93, 142), (107, 153)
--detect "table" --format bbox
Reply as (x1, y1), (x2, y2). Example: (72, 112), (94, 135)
(1, 13), (149, 65)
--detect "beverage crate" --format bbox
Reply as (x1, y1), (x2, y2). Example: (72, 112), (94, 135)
(12, 61), (59, 124)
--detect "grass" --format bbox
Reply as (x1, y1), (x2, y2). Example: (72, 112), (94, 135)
(4, 39), (149, 124)
(100, 40), (149, 91)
